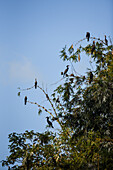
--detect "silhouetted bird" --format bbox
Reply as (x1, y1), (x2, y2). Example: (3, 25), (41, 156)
(35, 78), (37, 89)
(63, 65), (69, 76)
(91, 41), (95, 55)
(105, 35), (108, 46)
(89, 72), (93, 84)
(24, 96), (27, 105)
(46, 117), (54, 128)
(86, 32), (90, 41)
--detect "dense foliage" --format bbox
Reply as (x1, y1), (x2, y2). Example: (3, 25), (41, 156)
(1, 34), (113, 169)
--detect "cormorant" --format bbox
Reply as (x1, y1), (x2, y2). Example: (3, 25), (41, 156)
(46, 117), (54, 128)
(63, 65), (69, 76)
(86, 32), (90, 41)
(35, 78), (37, 89)
(24, 96), (27, 105)
(105, 35), (108, 46)
(91, 41), (95, 55)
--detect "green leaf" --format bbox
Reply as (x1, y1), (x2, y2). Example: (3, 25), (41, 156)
(38, 109), (42, 115)
(18, 92), (21, 96)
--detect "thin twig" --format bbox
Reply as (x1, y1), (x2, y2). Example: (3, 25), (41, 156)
(50, 77), (64, 86)
(28, 100), (63, 128)
(37, 85), (58, 117)
(28, 101), (53, 117)
(18, 85), (34, 91)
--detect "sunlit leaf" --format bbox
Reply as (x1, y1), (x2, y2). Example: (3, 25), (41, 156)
(78, 54), (80, 61)
(38, 109), (42, 115)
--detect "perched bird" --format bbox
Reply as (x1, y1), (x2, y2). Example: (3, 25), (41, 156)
(86, 32), (90, 41)
(104, 35), (108, 46)
(91, 41), (95, 55)
(89, 72), (93, 84)
(24, 96), (27, 105)
(46, 117), (54, 128)
(63, 65), (69, 76)
(35, 78), (37, 89)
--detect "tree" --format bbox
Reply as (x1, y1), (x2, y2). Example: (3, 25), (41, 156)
(1, 34), (113, 169)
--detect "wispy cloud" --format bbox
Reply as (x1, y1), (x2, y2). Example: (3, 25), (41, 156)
(0, 57), (42, 85)
(9, 57), (37, 82)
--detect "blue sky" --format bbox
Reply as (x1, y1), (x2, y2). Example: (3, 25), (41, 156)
(0, 0), (112, 168)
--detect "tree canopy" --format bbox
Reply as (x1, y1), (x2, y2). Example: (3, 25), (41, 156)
(1, 34), (113, 170)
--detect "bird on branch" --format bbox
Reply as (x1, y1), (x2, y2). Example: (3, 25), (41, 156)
(46, 117), (54, 128)
(24, 96), (27, 105)
(104, 35), (108, 46)
(63, 65), (69, 76)
(35, 78), (37, 89)
(86, 32), (90, 41)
